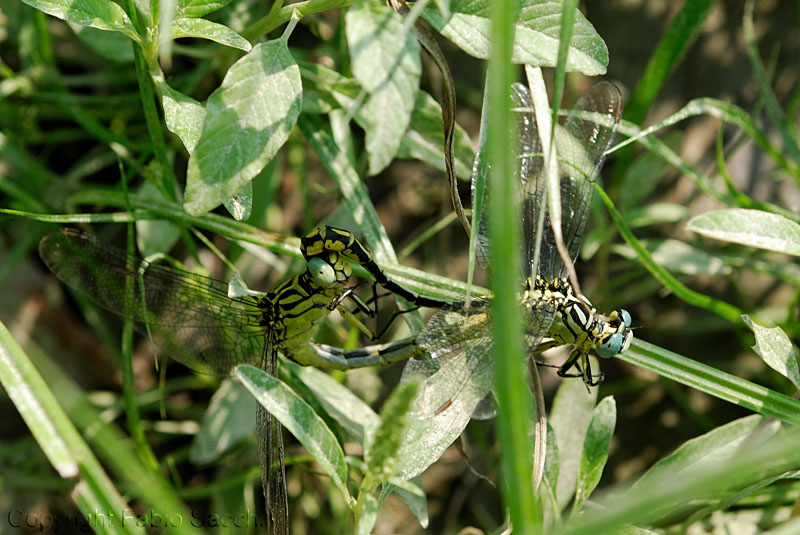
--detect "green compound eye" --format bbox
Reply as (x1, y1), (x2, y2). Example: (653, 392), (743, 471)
(308, 257), (336, 287)
(597, 333), (624, 358)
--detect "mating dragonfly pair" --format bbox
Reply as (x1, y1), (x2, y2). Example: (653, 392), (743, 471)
(38, 80), (631, 532)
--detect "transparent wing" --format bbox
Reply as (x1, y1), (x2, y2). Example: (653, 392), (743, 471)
(525, 81), (622, 280)
(259, 341), (288, 535)
(38, 229), (267, 376)
(472, 83), (539, 271)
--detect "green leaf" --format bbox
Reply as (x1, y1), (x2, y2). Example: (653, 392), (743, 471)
(178, 0), (232, 18)
(549, 373), (597, 510)
(365, 378), (420, 482)
(234, 364), (351, 501)
(184, 38), (301, 216)
(286, 359), (380, 444)
(21, 0), (139, 40)
(172, 17), (251, 51)
(69, 22), (134, 61)
(613, 238), (729, 276)
(346, 2), (421, 175)
(573, 396), (616, 512)
(421, 0), (608, 75)
(629, 414), (769, 496)
(381, 478), (428, 528)
(398, 90), (475, 180)
(189, 378), (256, 464)
(223, 181), (252, 221)
(687, 209), (800, 255)
(355, 492), (379, 535)
(742, 316), (800, 392)
(159, 81), (206, 154)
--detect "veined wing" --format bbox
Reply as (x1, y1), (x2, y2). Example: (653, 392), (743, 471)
(525, 81), (622, 280)
(472, 83), (540, 272)
(259, 340), (288, 535)
(396, 301), (494, 477)
(38, 229), (267, 376)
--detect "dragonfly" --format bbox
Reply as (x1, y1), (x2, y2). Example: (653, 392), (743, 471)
(404, 81), (633, 424)
(38, 225), (446, 534)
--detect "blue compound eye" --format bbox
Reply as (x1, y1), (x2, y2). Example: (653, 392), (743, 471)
(308, 257), (336, 287)
(597, 333), (623, 358)
(619, 309), (632, 327)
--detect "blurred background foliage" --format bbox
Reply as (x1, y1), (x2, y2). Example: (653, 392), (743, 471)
(2, 0), (800, 533)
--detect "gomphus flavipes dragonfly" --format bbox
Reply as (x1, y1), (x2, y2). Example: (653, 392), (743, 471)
(38, 225), (445, 534)
(403, 81), (633, 424)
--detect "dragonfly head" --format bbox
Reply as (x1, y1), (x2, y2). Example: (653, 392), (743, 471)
(307, 257), (338, 287)
(596, 308), (633, 358)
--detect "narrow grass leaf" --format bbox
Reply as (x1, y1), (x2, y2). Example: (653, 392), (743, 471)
(573, 396), (616, 513)
(189, 378), (256, 464)
(286, 359), (380, 444)
(620, 340), (800, 426)
(398, 90), (475, 180)
(549, 372), (597, 510)
(0, 323), (157, 534)
(185, 37), (301, 216)
(742, 315), (800, 392)
(421, 0), (608, 75)
(345, 2), (420, 175)
(235, 364), (351, 501)
(172, 17), (251, 51)
(622, 0), (715, 125)
(688, 209), (800, 255)
(178, 0), (232, 18)
(297, 114), (395, 262)
(0, 322), (78, 478)
(20, 0), (139, 40)
(158, 82), (206, 153)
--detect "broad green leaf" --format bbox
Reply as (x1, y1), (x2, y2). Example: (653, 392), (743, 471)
(613, 238), (728, 276)
(172, 17), (251, 51)
(21, 0), (139, 40)
(381, 478), (428, 528)
(573, 396), (616, 512)
(287, 359), (380, 444)
(687, 209), (800, 255)
(69, 22), (133, 61)
(346, 2), (421, 175)
(189, 378), (256, 464)
(549, 371), (597, 510)
(421, 0), (608, 75)
(235, 364), (351, 501)
(184, 38), (301, 216)
(159, 81), (206, 154)
(398, 90), (475, 180)
(629, 414), (770, 495)
(743, 315), (800, 392)
(178, 0), (231, 18)
(223, 181), (252, 221)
